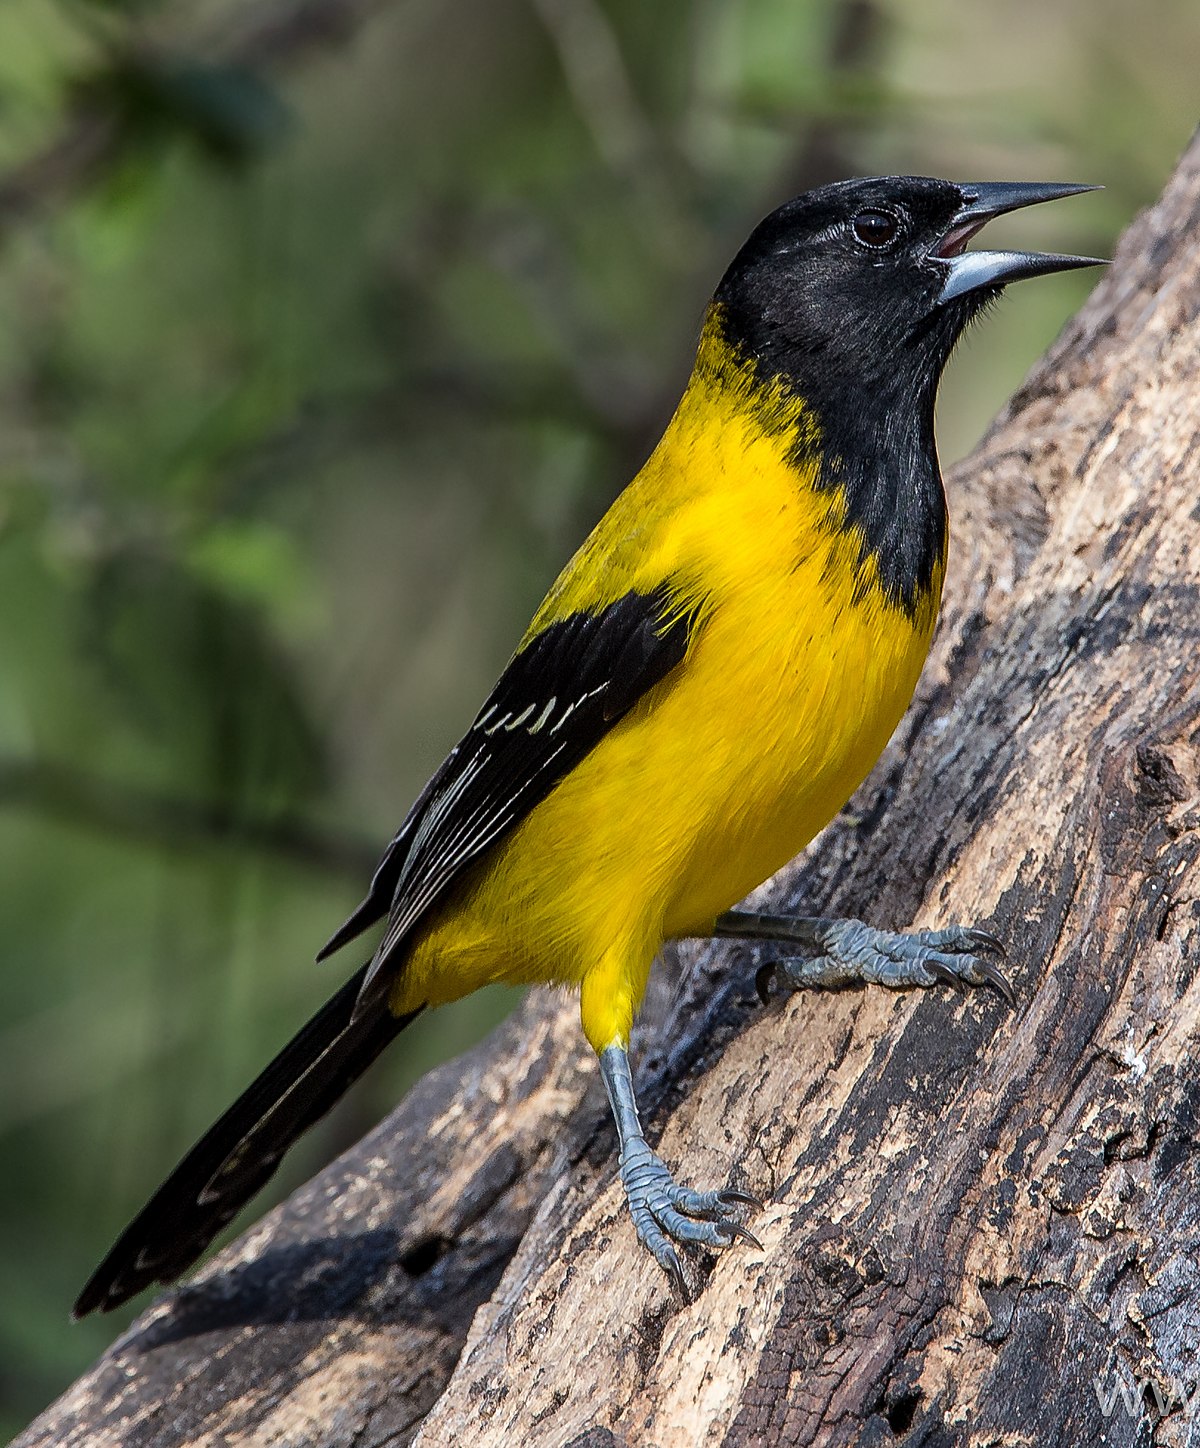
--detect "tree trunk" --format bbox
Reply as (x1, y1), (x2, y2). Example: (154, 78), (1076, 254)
(19, 135), (1200, 1448)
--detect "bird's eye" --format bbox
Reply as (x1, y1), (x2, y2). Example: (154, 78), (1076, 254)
(852, 209), (900, 249)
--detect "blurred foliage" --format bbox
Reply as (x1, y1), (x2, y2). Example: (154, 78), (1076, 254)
(0, 0), (1191, 1433)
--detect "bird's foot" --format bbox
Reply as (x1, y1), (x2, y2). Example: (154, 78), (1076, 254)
(747, 916), (1012, 1005)
(619, 1137), (760, 1293)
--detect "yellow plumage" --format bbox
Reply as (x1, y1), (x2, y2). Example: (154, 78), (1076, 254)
(76, 174), (1098, 1316)
(392, 309), (944, 1051)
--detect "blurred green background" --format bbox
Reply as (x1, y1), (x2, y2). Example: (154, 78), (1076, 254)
(0, 0), (1190, 1434)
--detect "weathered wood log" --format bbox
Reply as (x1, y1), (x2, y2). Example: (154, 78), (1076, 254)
(19, 135), (1200, 1447)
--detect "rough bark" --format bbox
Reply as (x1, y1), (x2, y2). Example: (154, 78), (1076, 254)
(19, 136), (1200, 1448)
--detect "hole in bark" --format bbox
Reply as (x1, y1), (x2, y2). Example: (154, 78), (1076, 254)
(399, 1235), (448, 1276)
(886, 1390), (922, 1435)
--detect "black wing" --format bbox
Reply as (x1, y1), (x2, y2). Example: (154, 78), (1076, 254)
(318, 585), (699, 1012)
(74, 588), (697, 1315)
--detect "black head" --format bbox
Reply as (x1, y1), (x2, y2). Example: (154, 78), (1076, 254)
(712, 176), (1103, 615)
(715, 175), (1103, 414)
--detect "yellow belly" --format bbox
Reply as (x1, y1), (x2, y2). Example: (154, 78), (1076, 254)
(389, 311), (943, 1049)
(393, 550), (935, 1046)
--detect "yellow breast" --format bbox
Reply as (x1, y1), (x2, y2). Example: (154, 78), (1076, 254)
(393, 313), (943, 1041)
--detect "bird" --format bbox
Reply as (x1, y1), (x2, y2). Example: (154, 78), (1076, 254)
(74, 175), (1103, 1315)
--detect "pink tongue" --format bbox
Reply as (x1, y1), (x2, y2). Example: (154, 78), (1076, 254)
(936, 218), (989, 258)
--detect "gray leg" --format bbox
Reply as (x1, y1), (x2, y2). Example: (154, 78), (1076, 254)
(713, 910), (1013, 1005)
(599, 1043), (759, 1291)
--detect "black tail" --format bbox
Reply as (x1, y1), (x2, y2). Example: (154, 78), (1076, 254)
(73, 966), (421, 1317)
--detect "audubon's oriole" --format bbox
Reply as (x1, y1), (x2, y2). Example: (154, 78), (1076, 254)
(75, 176), (1102, 1313)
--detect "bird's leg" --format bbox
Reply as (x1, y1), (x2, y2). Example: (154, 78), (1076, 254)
(598, 1042), (760, 1291)
(712, 909), (1013, 1005)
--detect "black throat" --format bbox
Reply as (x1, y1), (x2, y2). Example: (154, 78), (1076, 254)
(804, 340), (948, 617)
(712, 299), (965, 618)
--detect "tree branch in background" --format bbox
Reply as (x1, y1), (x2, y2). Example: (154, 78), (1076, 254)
(0, 0), (400, 241)
(0, 756), (376, 881)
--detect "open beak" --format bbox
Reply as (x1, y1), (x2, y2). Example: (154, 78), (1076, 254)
(936, 181), (1106, 304)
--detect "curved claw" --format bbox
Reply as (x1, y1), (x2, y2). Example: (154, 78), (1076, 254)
(977, 956), (1016, 1006)
(719, 1188), (764, 1211)
(621, 1157), (762, 1285)
(718, 1221), (763, 1250)
(660, 1245), (687, 1296)
(926, 960), (966, 989)
(965, 927), (1007, 958)
(755, 963), (776, 1007)
(926, 952), (1015, 1005)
